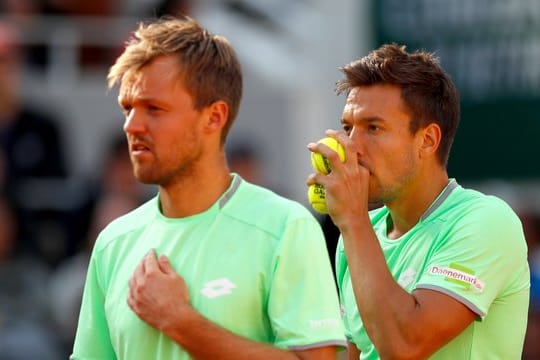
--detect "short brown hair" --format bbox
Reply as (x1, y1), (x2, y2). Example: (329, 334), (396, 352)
(336, 43), (460, 167)
(108, 16), (243, 144)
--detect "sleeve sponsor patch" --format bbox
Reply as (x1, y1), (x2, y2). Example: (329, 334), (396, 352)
(429, 263), (485, 292)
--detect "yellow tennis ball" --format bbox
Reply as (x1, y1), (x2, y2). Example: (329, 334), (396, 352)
(307, 183), (328, 214)
(310, 137), (345, 174)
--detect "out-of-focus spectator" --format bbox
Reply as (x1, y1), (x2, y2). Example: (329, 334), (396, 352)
(48, 191), (139, 356)
(0, 20), (67, 183)
(0, 193), (63, 359)
(226, 139), (266, 186)
(225, 137), (289, 197)
(521, 210), (540, 359)
(1, 0), (41, 14)
(48, 131), (147, 355)
(0, 20), (73, 266)
(0, 0), (50, 68)
(523, 211), (540, 302)
(149, 0), (193, 17)
(42, 0), (121, 68)
(89, 131), (152, 205)
(44, 0), (117, 16)
(0, 149), (6, 190)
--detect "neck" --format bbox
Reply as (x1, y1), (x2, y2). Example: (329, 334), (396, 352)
(386, 171), (449, 239)
(158, 153), (232, 218)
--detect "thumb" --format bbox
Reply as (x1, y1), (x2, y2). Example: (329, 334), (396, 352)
(158, 254), (174, 274)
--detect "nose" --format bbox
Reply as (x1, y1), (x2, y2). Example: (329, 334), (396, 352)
(347, 127), (365, 158)
(348, 126), (361, 146)
(123, 110), (146, 135)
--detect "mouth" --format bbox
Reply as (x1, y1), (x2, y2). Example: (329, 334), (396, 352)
(130, 141), (151, 155)
(358, 161), (372, 175)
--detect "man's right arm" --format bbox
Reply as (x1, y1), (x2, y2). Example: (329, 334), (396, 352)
(71, 255), (116, 359)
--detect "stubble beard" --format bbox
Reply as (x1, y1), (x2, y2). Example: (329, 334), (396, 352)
(369, 152), (418, 206)
(132, 149), (202, 187)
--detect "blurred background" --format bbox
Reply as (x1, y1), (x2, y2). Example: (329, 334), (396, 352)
(0, 0), (539, 358)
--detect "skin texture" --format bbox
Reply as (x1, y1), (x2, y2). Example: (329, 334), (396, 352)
(120, 55), (338, 359)
(347, 342), (360, 360)
(307, 84), (476, 359)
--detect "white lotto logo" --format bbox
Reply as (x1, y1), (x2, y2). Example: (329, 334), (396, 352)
(430, 266), (485, 291)
(201, 278), (237, 298)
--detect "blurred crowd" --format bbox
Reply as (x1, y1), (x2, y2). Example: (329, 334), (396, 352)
(0, 1), (540, 359)
(0, 1), (179, 357)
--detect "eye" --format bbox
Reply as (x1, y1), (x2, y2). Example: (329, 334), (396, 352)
(368, 124), (380, 132)
(121, 105), (132, 117)
(342, 123), (352, 135)
(147, 104), (163, 114)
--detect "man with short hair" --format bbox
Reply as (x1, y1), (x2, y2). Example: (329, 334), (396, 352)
(307, 43), (530, 359)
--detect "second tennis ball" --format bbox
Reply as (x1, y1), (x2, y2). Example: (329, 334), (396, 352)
(307, 183), (328, 214)
(310, 137), (345, 174)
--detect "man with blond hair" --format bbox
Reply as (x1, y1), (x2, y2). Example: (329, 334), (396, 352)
(71, 16), (346, 359)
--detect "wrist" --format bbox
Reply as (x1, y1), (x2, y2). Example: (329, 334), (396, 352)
(335, 212), (370, 236)
(161, 303), (196, 337)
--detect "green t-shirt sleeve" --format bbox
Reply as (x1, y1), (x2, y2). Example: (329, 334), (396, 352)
(416, 199), (529, 318)
(335, 237), (353, 341)
(267, 217), (346, 349)
(71, 250), (117, 359)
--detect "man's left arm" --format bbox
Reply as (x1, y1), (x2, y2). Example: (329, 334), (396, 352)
(128, 249), (344, 359)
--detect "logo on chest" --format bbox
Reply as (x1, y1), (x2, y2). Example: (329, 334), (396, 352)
(201, 278), (237, 298)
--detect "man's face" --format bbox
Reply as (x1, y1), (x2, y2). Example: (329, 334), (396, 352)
(341, 84), (422, 204)
(118, 55), (206, 186)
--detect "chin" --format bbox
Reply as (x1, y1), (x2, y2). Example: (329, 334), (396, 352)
(133, 170), (159, 185)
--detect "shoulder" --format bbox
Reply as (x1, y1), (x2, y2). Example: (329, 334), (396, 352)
(222, 180), (321, 236)
(435, 185), (526, 256)
(445, 186), (521, 227)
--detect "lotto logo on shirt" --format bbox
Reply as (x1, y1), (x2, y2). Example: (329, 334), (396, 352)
(201, 278), (237, 298)
(429, 263), (485, 292)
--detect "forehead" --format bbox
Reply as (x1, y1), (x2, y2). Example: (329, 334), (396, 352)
(343, 84), (409, 120)
(119, 55), (184, 100)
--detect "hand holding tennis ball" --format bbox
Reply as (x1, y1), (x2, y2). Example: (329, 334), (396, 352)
(308, 137), (346, 214)
(310, 137), (346, 174)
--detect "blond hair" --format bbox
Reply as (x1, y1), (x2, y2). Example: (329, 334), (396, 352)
(108, 16), (243, 143)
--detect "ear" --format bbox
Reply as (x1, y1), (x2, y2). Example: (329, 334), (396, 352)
(418, 123), (441, 159)
(203, 100), (229, 134)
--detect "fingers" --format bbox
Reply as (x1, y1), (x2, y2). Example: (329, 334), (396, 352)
(143, 249), (159, 272)
(326, 129), (360, 165)
(307, 130), (348, 187)
(306, 172), (325, 186)
(128, 250), (159, 304)
(158, 255), (174, 275)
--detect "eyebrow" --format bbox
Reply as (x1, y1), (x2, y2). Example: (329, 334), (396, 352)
(118, 95), (164, 107)
(341, 116), (385, 124)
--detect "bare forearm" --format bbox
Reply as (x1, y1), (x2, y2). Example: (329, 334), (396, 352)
(164, 305), (334, 360)
(342, 219), (476, 359)
(341, 221), (419, 357)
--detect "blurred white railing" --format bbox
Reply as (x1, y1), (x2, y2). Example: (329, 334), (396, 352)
(1, 14), (139, 83)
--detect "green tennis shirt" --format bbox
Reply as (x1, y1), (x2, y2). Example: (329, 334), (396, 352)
(71, 175), (346, 359)
(337, 180), (530, 359)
